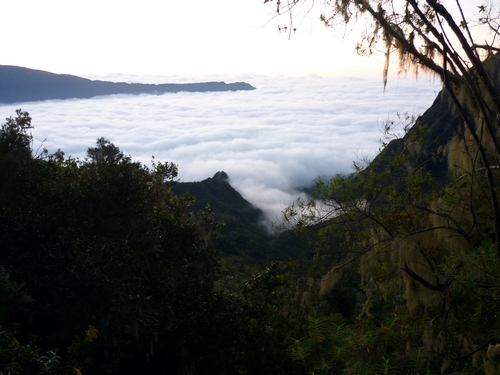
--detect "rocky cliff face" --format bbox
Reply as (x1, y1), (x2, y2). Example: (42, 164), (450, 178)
(371, 53), (500, 186)
(368, 87), (461, 186)
(339, 55), (500, 373)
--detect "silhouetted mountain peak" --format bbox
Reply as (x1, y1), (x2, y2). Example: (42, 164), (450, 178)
(213, 171), (229, 182)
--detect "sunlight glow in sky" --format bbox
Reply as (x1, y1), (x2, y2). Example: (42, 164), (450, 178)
(1, 1), (486, 79)
(1, 0), (387, 78)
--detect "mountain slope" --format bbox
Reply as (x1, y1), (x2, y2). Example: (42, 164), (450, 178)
(368, 88), (461, 185)
(0, 65), (256, 103)
(173, 172), (312, 259)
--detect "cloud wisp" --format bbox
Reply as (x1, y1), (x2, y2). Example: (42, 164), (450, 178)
(0, 75), (441, 225)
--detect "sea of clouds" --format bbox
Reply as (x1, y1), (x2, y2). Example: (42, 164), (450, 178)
(0, 74), (442, 225)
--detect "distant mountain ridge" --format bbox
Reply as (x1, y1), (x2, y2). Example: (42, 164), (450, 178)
(0, 65), (256, 103)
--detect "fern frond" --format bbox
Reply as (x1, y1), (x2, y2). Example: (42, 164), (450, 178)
(313, 355), (334, 374)
(289, 339), (312, 363)
(307, 316), (326, 343)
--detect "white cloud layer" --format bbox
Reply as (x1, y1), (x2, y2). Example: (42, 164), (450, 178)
(0, 74), (441, 225)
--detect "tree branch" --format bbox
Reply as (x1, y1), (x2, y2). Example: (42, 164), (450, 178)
(402, 262), (449, 291)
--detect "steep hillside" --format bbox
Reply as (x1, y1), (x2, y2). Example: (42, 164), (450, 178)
(368, 88), (462, 185)
(173, 171), (312, 259)
(295, 56), (500, 375)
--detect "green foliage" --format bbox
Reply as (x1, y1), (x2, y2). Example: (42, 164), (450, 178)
(287, 308), (442, 375)
(65, 325), (99, 372)
(0, 109), (33, 159)
(278, 98), (500, 373)
(0, 111), (321, 374)
(212, 257), (314, 374)
(0, 113), (229, 373)
(262, 4), (500, 372)
(9, 84), (500, 375)
(0, 325), (100, 375)
(0, 327), (61, 375)
(0, 267), (33, 327)
(86, 137), (125, 164)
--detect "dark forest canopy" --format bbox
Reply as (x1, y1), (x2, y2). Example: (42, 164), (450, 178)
(4, 1), (500, 372)
(0, 110), (310, 374)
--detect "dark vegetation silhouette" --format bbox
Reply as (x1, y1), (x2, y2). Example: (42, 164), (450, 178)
(172, 173), (313, 259)
(0, 110), (312, 374)
(4, 1), (500, 373)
